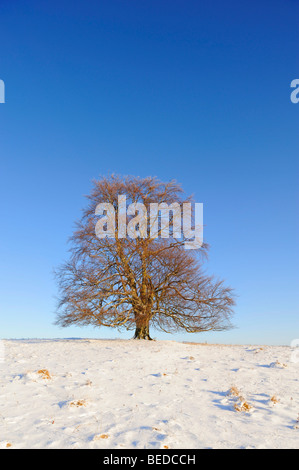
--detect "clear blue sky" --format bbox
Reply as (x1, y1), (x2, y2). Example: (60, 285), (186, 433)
(0, 0), (298, 345)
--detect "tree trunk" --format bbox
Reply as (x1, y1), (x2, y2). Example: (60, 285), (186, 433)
(133, 317), (152, 340)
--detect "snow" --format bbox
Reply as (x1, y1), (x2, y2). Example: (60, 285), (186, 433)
(0, 339), (298, 449)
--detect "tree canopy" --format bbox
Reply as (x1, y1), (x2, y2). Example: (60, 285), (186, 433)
(55, 175), (235, 339)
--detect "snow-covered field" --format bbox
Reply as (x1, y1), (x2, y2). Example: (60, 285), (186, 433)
(0, 339), (298, 449)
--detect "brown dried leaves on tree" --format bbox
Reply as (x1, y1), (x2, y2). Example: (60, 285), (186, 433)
(55, 175), (235, 339)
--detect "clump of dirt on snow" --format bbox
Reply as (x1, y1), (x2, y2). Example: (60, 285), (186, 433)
(270, 361), (287, 369)
(37, 369), (51, 380)
(234, 400), (252, 413)
(69, 399), (87, 408)
(270, 395), (280, 404)
(0, 441), (12, 449)
(227, 386), (241, 397)
(93, 433), (109, 440)
(227, 386), (253, 413)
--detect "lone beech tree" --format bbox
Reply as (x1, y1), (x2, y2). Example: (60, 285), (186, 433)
(55, 175), (234, 339)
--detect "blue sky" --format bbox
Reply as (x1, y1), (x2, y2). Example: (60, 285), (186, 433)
(0, 0), (298, 345)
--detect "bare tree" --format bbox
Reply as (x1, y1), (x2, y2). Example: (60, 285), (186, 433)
(55, 175), (234, 339)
